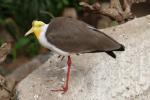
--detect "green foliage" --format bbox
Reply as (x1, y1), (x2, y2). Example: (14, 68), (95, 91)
(111, 21), (119, 26)
(0, 0), (81, 59)
(12, 37), (30, 59)
(11, 36), (40, 59)
(25, 37), (40, 57)
(0, 38), (4, 46)
(0, 0), (81, 31)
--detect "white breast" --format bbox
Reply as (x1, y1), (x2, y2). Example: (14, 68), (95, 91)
(38, 24), (69, 56)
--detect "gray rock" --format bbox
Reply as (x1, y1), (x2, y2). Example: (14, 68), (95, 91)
(16, 15), (150, 100)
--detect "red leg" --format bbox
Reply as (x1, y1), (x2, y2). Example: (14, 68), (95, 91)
(51, 56), (72, 94)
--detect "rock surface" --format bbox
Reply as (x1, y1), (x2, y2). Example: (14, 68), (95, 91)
(16, 15), (150, 100)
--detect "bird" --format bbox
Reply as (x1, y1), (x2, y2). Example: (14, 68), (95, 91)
(25, 17), (125, 93)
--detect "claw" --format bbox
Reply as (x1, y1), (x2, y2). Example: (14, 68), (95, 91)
(51, 85), (68, 94)
(57, 55), (65, 61)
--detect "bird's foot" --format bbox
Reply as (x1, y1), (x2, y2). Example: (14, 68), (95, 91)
(57, 55), (65, 61)
(51, 85), (68, 94)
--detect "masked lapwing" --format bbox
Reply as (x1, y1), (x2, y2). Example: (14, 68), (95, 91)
(25, 17), (124, 93)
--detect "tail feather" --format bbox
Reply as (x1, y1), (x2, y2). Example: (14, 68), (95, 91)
(116, 44), (125, 51)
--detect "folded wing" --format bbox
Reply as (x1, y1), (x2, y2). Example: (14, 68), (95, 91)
(46, 17), (124, 55)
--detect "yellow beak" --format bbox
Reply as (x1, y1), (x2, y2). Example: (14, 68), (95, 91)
(25, 28), (33, 36)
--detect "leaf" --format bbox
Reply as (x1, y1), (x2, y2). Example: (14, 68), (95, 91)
(62, 0), (69, 5)
(111, 21), (119, 26)
(11, 37), (30, 59)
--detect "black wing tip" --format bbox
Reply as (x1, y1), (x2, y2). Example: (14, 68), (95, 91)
(105, 44), (125, 58)
(105, 51), (116, 59)
(106, 44), (124, 59)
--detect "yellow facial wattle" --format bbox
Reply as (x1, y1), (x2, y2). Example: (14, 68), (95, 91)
(25, 20), (45, 39)
(32, 27), (41, 39)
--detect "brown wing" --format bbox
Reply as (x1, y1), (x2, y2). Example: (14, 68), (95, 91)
(46, 17), (124, 53)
